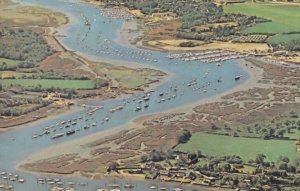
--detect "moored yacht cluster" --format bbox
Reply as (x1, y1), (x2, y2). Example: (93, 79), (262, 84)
(166, 50), (247, 63)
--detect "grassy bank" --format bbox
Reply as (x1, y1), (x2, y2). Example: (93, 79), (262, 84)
(1, 79), (95, 89)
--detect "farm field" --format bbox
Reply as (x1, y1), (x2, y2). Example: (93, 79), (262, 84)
(1, 79), (95, 89)
(224, 3), (300, 34)
(176, 133), (298, 162)
(0, 58), (20, 66)
(268, 33), (300, 45)
(0, 4), (67, 27)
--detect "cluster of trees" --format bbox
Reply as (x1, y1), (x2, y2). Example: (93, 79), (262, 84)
(286, 40), (300, 51)
(195, 154), (243, 174)
(23, 85), (77, 95)
(252, 118), (300, 140)
(0, 103), (48, 116)
(0, 97), (51, 116)
(0, 96), (47, 107)
(247, 154), (300, 174)
(271, 39), (300, 52)
(0, 27), (54, 68)
(93, 78), (109, 89)
(8, 70), (91, 80)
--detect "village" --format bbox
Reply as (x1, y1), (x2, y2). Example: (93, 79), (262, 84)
(110, 149), (300, 191)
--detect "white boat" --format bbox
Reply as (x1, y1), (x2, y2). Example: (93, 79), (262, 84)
(67, 181), (74, 186)
(56, 181), (63, 185)
(144, 97), (150, 101)
(124, 183), (134, 188)
(18, 178), (25, 183)
(108, 184), (119, 188)
(32, 135), (38, 139)
(51, 133), (64, 139)
(174, 188), (183, 191)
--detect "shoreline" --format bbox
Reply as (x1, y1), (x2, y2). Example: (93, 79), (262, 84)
(114, 19), (140, 49)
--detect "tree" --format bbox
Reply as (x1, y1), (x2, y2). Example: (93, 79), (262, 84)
(278, 162), (287, 171)
(220, 162), (231, 172)
(277, 156), (290, 163)
(188, 152), (198, 164)
(287, 164), (296, 173)
(177, 129), (191, 144)
(232, 176), (239, 188)
(149, 150), (165, 162)
(293, 158), (300, 168)
(275, 129), (285, 138)
(269, 128), (275, 137)
(293, 177), (300, 186)
(140, 155), (148, 163)
(256, 154), (266, 165)
(211, 123), (218, 130)
(107, 161), (119, 172)
(197, 150), (203, 158)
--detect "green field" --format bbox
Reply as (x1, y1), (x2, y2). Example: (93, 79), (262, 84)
(268, 33), (300, 45)
(224, 3), (300, 35)
(244, 22), (298, 35)
(176, 133), (298, 162)
(0, 57), (20, 66)
(1, 79), (95, 89)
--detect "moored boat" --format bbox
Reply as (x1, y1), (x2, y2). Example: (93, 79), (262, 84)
(66, 129), (75, 136)
(51, 133), (64, 139)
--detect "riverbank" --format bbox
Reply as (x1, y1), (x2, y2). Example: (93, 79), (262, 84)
(132, 58), (260, 124)
(18, 57), (259, 174)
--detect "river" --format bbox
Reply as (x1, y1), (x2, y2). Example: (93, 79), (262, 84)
(0, 0), (248, 190)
